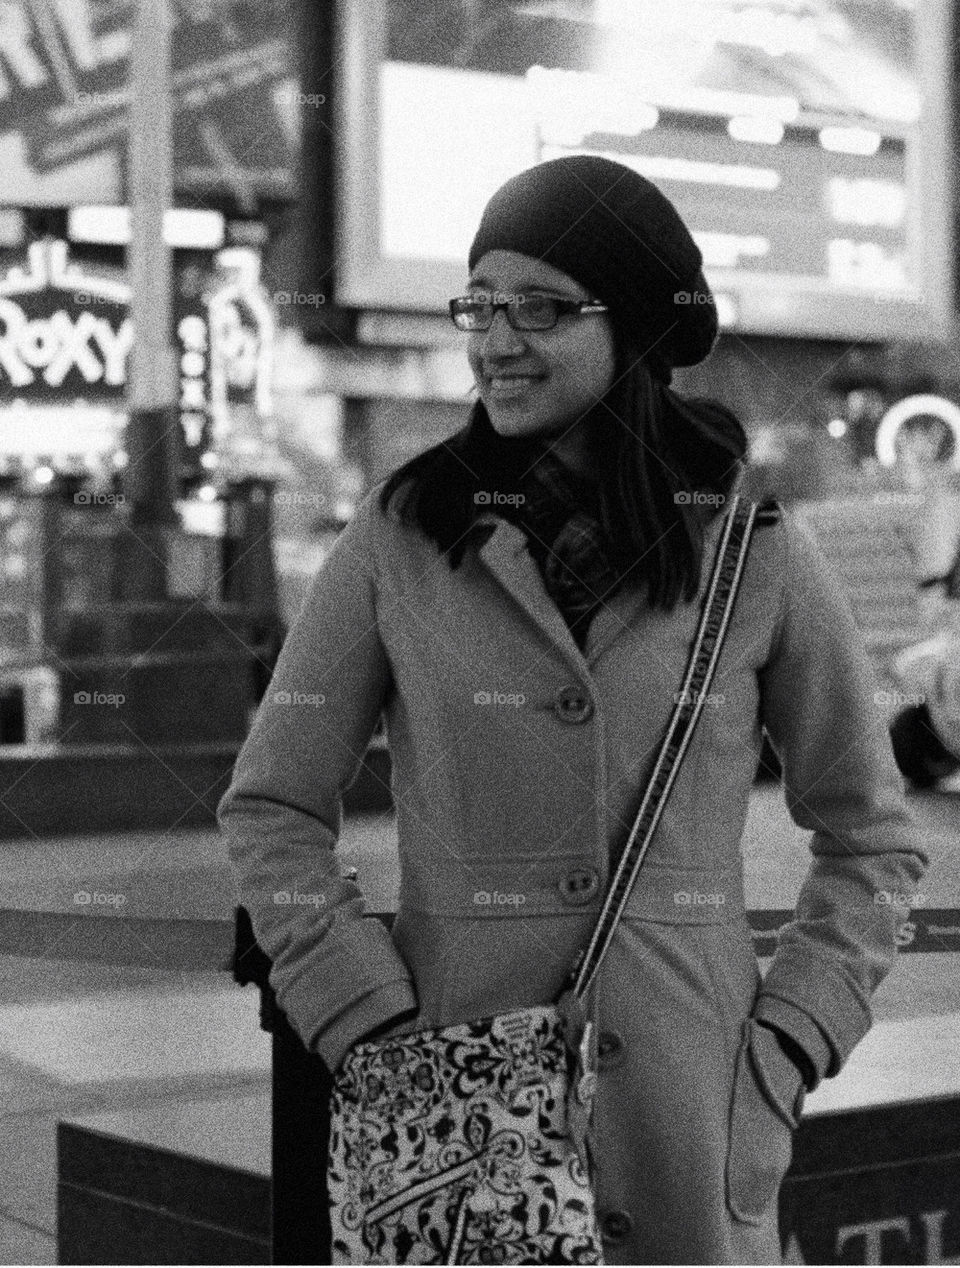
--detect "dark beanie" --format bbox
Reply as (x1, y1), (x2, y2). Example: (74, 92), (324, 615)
(468, 155), (718, 383)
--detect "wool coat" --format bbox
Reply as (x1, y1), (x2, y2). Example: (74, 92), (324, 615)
(218, 477), (929, 1265)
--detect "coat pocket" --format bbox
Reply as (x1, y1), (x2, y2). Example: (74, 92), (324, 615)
(725, 1018), (805, 1226)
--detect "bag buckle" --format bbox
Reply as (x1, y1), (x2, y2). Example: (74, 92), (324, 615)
(577, 1021), (597, 1101)
(567, 1018), (597, 1171)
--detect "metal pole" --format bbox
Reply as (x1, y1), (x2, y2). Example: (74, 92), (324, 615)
(121, 0), (179, 599)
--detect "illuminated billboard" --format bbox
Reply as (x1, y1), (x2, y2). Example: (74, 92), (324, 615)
(0, 0), (297, 209)
(335, 0), (954, 342)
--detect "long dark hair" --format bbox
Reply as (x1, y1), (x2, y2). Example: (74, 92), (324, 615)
(378, 332), (748, 610)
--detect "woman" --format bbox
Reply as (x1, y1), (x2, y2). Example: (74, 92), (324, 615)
(218, 156), (929, 1264)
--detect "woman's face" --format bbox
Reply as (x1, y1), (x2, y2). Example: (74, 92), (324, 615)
(465, 250), (616, 446)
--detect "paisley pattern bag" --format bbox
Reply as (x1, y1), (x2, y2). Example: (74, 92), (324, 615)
(328, 1003), (597, 1265)
(327, 497), (761, 1265)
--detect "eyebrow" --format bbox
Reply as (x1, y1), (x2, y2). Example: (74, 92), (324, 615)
(466, 276), (578, 296)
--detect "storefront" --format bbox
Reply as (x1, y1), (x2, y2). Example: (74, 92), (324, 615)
(0, 225), (279, 666)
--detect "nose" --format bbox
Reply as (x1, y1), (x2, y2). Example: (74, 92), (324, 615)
(478, 306), (527, 357)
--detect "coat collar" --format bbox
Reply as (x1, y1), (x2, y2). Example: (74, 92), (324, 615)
(471, 511), (654, 677)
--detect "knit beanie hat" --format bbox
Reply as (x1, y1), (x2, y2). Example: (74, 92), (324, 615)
(468, 155), (718, 384)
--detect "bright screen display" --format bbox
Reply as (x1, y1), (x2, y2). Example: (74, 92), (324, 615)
(336, 0), (953, 342)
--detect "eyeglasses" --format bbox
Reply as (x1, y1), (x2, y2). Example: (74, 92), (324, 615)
(448, 293), (609, 332)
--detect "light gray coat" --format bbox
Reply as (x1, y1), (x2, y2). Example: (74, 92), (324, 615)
(218, 479), (928, 1264)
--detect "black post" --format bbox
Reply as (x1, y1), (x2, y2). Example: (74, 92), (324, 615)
(232, 904), (390, 1264)
(272, 1013), (332, 1264)
(117, 403), (181, 600)
(222, 477), (279, 611)
(36, 481), (63, 655)
(121, 0), (179, 601)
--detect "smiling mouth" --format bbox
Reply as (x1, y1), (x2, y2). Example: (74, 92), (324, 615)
(486, 375), (545, 394)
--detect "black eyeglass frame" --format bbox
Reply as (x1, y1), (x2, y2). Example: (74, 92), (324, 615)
(448, 294), (610, 332)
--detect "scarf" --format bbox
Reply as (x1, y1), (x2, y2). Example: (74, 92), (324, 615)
(495, 450), (625, 651)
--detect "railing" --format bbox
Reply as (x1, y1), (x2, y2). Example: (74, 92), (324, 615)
(1, 878), (955, 1265)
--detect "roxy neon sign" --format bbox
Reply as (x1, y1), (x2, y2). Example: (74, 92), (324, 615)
(0, 302), (133, 389)
(0, 240), (273, 431)
(0, 239), (132, 397)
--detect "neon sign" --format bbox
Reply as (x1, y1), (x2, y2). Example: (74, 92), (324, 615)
(875, 394), (960, 472)
(0, 239), (275, 463)
(0, 240), (131, 392)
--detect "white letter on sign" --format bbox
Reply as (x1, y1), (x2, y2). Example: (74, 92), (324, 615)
(836, 1217), (911, 1264)
(920, 1210), (960, 1264)
(0, 299), (32, 386)
(94, 316), (134, 386)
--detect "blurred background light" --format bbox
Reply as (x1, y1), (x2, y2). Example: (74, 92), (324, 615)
(69, 206), (226, 248)
(819, 127), (883, 156)
(727, 116), (785, 145)
(0, 207), (25, 246)
(541, 147), (781, 191)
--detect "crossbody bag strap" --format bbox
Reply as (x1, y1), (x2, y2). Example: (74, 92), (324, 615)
(570, 495), (759, 1001)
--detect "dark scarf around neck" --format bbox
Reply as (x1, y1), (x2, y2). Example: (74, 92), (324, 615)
(494, 450), (626, 647)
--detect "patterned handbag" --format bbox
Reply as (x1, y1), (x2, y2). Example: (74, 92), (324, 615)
(327, 496), (761, 1265)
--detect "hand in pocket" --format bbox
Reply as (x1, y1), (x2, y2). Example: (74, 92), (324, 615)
(725, 1018), (805, 1225)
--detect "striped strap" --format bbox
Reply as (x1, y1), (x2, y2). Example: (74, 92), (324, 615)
(571, 496), (759, 1000)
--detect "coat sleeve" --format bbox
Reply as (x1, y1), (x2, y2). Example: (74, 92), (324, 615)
(753, 510), (929, 1087)
(217, 489), (418, 1072)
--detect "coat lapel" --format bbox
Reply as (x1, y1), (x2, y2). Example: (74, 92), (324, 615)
(474, 513), (586, 676)
(473, 510), (730, 673)
(473, 512), (653, 675)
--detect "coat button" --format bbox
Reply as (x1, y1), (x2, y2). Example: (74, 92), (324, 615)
(600, 1209), (634, 1243)
(597, 1029), (625, 1067)
(553, 685), (594, 723)
(558, 867), (600, 905)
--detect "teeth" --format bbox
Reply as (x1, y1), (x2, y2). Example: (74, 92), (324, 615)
(490, 376), (538, 388)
